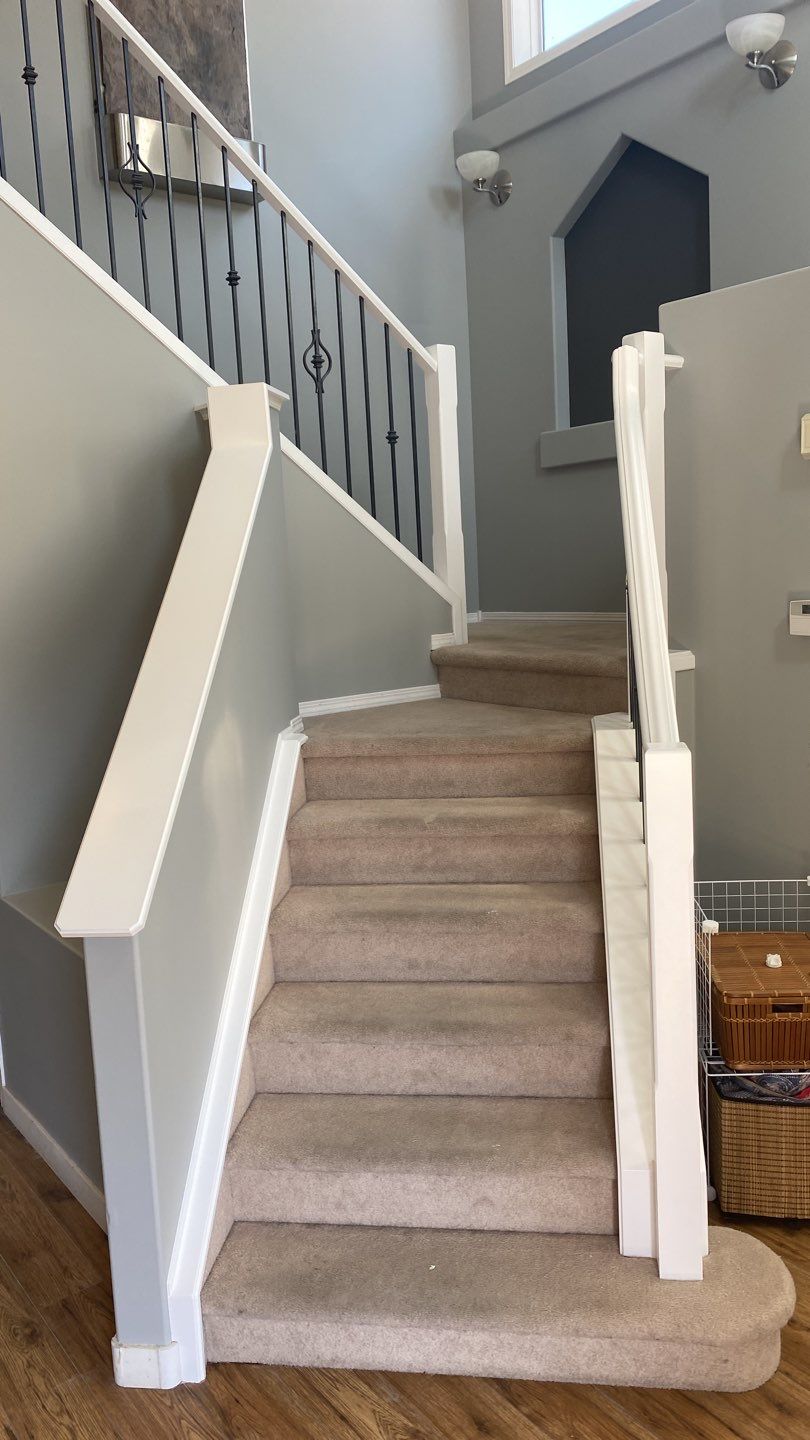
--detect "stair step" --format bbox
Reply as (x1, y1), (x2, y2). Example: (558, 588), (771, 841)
(288, 796), (599, 884)
(431, 620), (627, 716)
(269, 881), (605, 982)
(302, 698), (595, 798)
(202, 1223), (794, 1390)
(227, 1093), (617, 1233)
(249, 981), (611, 1097)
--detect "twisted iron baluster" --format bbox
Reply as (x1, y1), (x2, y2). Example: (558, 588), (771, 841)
(303, 241), (332, 472)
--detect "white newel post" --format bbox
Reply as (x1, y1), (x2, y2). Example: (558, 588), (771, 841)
(426, 344), (468, 644)
(624, 331), (668, 627)
(644, 742), (709, 1280)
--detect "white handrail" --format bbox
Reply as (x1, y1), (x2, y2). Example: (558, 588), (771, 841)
(86, 0), (437, 374)
(611, 336), (708, 1283)
(613, 345), (678, 748)
(56, 383), (284, 939)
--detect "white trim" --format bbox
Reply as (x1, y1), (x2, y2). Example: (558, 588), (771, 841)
(503, 0), (666, 84)
(477, 610), (624, 622)
(299, 685), (441, 719)
(431, 632), (456, 650)
(111, 1338), (181, 1389)
(166, 724), (306, 1383)
(281, 438), (460, 617)
(0, 177), (224, 394)
(0, 1086), (107, 1231)
(56, 386), (280, 941)
(670, 648), (695, 673)
(592, 716), (655, 1261)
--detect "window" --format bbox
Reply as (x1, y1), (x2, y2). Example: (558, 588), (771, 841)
(503, 0), (665, 82)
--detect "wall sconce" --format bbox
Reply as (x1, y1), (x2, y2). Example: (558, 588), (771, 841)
(455, 149), (513, 206)
(726, 13), (798, 88)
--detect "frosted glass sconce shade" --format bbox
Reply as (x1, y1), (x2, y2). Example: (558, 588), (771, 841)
(725, 13), (796, 87)
(725, 13), (785, 57)
(455, 149), (513, 206)
(455, 150), (500, 183)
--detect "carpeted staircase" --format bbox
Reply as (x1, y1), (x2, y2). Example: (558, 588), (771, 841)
(201, 620), (794, 1391)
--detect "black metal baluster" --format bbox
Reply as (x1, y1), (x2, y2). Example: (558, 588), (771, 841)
(158, 77), (182, 340)
(19, 0), (45, 213)
(407, 350), (423, 562)
(55, 0), (81, 246)
(383, 324), (401, 541)
(87, 2), (116, 279)
(252, 181), (271, 385)
(626, 584), (645, 825)
(280, 212), (301, 447)
(303, 242), (332, 472)
(121, 39), (150, 310)
(359, 297), (376, 518)
(190, 114), (214, 368)
(0, 111), (6, 181)
(334, 272), (352, 497)
(221, 148), (243, 382)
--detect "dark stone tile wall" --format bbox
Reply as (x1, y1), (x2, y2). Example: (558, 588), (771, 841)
(101, 0), (252, 137)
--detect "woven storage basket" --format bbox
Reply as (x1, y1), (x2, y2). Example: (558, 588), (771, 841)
(709, 1081), (810, 1218)
(710, 931), (810, 1071)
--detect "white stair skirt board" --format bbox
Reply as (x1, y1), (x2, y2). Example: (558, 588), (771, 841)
(166, 724), (306, 1385)
(112, 1339), (181, 1390)
(0, 1086), (107, 1231)
(592, 714), (655, 1261)
(299, 685), (441, 719)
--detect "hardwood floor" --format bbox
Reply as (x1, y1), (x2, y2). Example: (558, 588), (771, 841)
(0, 1108), (807, 1440)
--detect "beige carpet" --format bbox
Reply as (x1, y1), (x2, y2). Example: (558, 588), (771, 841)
(202, 618), (793, 1390)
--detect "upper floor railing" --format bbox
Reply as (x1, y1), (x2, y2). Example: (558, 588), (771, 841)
(612, 332), (708, 1281)
(0, 0), (466, 636)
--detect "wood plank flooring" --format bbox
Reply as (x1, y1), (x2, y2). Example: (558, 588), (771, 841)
(0, 1107), (806, 1439)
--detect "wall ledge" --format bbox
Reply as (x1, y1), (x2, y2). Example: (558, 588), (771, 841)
(540, 420), (616, 470)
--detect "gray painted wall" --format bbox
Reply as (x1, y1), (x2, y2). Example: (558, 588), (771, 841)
(0, 896), (102, 1188)
(284, 458), (452, 703)
(460, 0), (809, 611)
(0, 0), (478, 607)
(244, 0), (479, 608)
(663, 266), (810, 880)
(0, 198), (209, 898)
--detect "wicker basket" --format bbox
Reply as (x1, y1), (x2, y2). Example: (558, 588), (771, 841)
(710, 931), (810, 1071)
(709, 1081), (810, 1218)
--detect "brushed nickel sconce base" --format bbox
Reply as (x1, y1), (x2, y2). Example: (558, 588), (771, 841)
(748, 40), (798, 88)
(474, 170), (513, 206)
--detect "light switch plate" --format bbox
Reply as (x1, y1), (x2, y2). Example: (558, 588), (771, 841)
(801, 415), (810, 457)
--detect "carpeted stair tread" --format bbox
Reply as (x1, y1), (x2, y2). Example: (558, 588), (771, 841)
(271, 881), (603, 938)
(202, 1223), (794, 1389)
(249, 981), (610, 1097)
(226, 1093), (617, 1233)
(289, 795), (597, 840)
(431, 618), (627, 679)
(269, 882), (606, 982)
(302, 698), (594, 756)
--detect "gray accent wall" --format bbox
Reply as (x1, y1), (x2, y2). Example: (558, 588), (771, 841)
(283, 456), (453, 704)
(0, 199), (209, 898)
(460, 0), (809, 611)
(663, 266), (810, 880)
(244, 0), (479, 609)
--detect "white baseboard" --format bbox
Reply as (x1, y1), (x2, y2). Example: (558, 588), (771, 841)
(430, 632), (456, 649)
(477, 610), (624, 622)
(299, 684), (440, 718)
(0, 1086), (107, 1231)
(112, 1337), (181, 1389)
(166, 724), (306, 1384)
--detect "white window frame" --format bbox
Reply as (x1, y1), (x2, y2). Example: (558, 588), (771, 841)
(503, 0), (665, 84)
